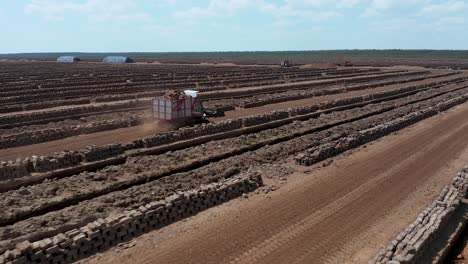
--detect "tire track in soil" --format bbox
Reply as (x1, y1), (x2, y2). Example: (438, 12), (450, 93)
(133, 103), (468, 264)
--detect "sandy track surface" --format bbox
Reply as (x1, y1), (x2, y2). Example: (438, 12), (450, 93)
(83, 103), (468, 264)
(1, 73), (464, 161)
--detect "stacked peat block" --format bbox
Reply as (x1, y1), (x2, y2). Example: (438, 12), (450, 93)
(0, 172), (263, 264)
(31, 152), (82, 173)
(0, 105), (23, 114)
(241, 93), (314, 108)
(295, 93), (468, 166)
(0, 100), (143, 128)
(242, 72), (456, 109)
(295, 111), (429, 166)
(75, 118), (143, 135)
(142, 120), (242, 148)
(0, 160), (30, 181)
(179, 119), (242, 136)
(241, 111), (289, 127)
(242, 74), (468, 129)
(0, 117), (145, 149)
(288, 105), (319, 117)
(81, 144), (125, 162)
(318, 96), (364, 110)
(371, 166), (468, 264)
(2, 82), (468, 182)
(94, 94), (138, 103)
(0, 151), (83, 182)
(22, 98), (91, 112)
(321, 87), (346, 95)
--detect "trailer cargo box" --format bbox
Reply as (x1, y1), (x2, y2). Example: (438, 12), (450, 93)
(152, 90), (203, 121)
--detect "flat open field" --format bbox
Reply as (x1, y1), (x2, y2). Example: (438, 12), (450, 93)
(0, 60), (467, 264)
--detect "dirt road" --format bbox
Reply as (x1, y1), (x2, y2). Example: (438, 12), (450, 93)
(83, 103), (468, 264)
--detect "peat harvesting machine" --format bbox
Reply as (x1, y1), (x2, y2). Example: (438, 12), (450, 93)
(280, 60), (292, 67)
(152, 89), (223, 128)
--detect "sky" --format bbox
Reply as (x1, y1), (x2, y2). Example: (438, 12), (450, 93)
(0, 0), (467, 53)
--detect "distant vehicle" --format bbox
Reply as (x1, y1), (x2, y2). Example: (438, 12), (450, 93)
(281, 60), (292, 67)
(152, 90), (223, 127)
(102, 56), (134, 63)
(57, 56), (80, 62)
(336, 57), (353, 67)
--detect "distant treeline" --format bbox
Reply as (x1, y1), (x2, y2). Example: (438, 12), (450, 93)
(2, 50), (468, 60)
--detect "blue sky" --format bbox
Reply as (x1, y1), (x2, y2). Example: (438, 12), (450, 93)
(0, 0), (467, 53)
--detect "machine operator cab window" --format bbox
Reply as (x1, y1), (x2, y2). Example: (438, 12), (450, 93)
(183, 90), (204, 116)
